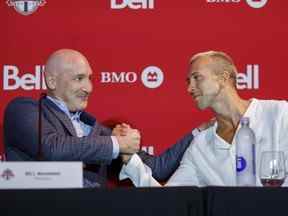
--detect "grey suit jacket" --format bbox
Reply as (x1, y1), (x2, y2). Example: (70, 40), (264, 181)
(4, 97), (194, 185)
(4, 96), (114, 186)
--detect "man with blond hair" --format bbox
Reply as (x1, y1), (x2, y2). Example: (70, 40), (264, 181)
(120, 51), (288, 187)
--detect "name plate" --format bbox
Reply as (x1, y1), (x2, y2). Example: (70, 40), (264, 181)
(0, 162), (83, 189)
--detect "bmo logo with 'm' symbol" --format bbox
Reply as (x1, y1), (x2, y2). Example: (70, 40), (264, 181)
(141, 66), (164, 89)
(246, 0), (268, 9)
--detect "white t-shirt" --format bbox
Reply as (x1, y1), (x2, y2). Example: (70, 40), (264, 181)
(120, 98), (288, 187)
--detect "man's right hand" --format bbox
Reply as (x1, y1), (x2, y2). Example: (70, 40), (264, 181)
(117, 129), (141, 154)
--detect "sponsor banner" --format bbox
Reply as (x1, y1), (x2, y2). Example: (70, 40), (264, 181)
(2, 64), (259, 90)
(1, 0), (287, 158)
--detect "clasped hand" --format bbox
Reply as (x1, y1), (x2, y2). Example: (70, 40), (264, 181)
(113, 123), (141, 163)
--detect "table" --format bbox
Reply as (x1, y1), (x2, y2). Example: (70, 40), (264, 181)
(1, 187), (287, 216)
(0, 187), (203, 216)
(205, 187), (288, 216)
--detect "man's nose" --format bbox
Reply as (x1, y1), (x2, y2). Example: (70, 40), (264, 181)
(187, 84), (191, 93)
(83, 79), (93, 94)
(187, 81), (195, 94)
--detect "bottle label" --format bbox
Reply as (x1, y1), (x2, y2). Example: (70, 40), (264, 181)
(252, 144), (256, 175)
(236, 156), (247, 172)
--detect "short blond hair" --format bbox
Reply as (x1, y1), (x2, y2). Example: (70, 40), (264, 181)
(190, 51), (237, 87)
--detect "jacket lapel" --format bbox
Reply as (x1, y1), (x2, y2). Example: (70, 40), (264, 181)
(80, 112), (101, 135)
(42, 97), (77, 136)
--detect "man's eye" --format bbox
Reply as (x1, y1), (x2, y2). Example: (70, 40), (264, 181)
(75, 76), (83, 81)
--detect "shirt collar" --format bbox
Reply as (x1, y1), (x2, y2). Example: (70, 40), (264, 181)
(46, 96), (82, 119)
(211, 98), (257, 150)
(212, 122), (232, 150)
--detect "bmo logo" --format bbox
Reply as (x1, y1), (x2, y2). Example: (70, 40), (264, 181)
(3, 65), (46, 90)
(207, 0), (240, 2)
(141, 66), (164, 89)
(246, 0), (268, 9)
(236, 64), (260, 90)
(207, 0), (268, 9)
(111, 0), (154, 9)
(101, 72), (137, 83)
(206, 0), (240, 3)
(101, 66), (164, 89)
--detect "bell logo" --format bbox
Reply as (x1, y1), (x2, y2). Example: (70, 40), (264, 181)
(246, 0), (268, 9)
(141, 66), (164, 89)
(3, 65), (47, 90)
(141, 146), (154, 155)
(111, 0), (154, 9)
(236, 64), (260, 90)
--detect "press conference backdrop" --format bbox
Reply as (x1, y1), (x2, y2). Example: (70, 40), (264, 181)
(1, 0), (287, 158)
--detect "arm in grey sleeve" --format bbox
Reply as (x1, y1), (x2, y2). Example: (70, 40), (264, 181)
(4, 97), (113, 164)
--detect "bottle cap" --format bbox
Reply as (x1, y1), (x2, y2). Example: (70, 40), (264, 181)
(240, 117), (250, 125)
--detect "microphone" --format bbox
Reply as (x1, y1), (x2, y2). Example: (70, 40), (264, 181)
(37, 92), (46, 161)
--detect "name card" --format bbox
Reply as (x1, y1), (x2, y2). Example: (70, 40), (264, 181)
(0, 162), (83, 189)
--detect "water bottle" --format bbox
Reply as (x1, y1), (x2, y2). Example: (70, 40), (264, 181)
(236, 117), (256, 186)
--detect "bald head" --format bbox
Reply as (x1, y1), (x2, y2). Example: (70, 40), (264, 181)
(44, 49), (93, 111)
(45, 49), (90, 78)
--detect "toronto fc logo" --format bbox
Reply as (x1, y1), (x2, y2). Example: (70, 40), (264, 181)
(6, 0), (46, 16)
(1, 169), (15, 180)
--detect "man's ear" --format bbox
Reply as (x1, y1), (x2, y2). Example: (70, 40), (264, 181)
(220, 70), (230, 83)
(45, 74), (56, 90)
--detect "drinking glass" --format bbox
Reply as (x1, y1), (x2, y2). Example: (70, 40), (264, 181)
(260, 151), (286, 187)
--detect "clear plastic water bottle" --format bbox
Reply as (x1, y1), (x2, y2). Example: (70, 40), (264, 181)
(236, 117), (256, 186)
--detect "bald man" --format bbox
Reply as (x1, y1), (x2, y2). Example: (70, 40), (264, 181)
(4, 49), (140, 187)
(4, 49), (197, 187)
(44, 49), (140, 156)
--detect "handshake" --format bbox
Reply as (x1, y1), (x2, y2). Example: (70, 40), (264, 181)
(112, 123), (141, 163)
